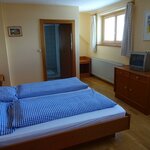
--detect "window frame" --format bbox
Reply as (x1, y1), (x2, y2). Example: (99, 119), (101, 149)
(101, 10), (125, 47)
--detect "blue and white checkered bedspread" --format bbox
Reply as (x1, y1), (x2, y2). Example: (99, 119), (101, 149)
(13, 89), (116, 128)
(0, 102), (14, 135)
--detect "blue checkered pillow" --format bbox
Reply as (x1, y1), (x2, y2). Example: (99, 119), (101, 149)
(0, 86), (18, 102)
(0, 102), (14, 136)
(17, 77), (88, 99)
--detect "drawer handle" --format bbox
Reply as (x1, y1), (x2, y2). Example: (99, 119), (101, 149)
(129, 89), (133, 92)
(124, 86), (127, 89)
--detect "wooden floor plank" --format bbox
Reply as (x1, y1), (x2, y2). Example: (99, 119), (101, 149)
(67, 76), (150, 150)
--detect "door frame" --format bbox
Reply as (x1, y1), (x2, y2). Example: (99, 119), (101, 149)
(40, 19), (76, 80)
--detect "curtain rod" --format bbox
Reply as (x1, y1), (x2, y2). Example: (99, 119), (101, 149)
(129, 0), (135, 4)
(90, 0), (135, 16)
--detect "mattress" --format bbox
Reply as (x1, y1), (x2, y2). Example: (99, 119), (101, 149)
(0, 104), (126, 147)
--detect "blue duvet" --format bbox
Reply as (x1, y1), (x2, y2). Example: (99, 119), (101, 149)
(13, 89), (116, 128)
(0, 102), (14, 135)
(17, 77), (88, 99)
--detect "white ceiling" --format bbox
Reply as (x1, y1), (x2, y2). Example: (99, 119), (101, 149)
(1, 0), (124, 12)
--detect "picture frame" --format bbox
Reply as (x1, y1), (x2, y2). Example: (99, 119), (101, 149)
(144, 12), (150, 40)
(7, 26), (23, 37)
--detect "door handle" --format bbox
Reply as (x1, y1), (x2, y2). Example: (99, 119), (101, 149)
(70, 33), (73, 51)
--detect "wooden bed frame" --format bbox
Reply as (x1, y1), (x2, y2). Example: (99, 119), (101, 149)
(1, 113), (130, 150)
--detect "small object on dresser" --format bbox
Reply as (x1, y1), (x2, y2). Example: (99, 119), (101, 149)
(0, 74), (4, 86)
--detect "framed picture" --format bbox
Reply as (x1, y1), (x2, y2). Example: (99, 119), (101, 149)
(144, 12), (150, 40)
(7, 26), (23, 37)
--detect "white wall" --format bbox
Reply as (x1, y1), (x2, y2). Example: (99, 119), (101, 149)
(0, 3), (10, 85)
(133, 0), (150, 51)
(1, 3), (79, 85)
(79, 13), (91, 56)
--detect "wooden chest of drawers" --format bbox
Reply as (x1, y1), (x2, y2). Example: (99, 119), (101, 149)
(114, 66), (150, 115)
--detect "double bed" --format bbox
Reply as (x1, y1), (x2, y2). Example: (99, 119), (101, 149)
(0, 77), (130, 150)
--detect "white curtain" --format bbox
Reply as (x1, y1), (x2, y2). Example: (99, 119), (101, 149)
(121, 2), (134, 56)
(90, 15), (97, 52)
(97, 14), (102, 45)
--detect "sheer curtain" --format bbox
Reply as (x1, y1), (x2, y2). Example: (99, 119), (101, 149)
(90, 15), (97, 52)
(121, 2), (134, 56)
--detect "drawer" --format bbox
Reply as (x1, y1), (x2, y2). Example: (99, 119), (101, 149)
(130, 73), (148, 83)
(115, 68), (129, 78)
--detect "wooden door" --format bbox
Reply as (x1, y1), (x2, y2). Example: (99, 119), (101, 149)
(59, 24), (72, 78)
(40, 19), (76, 80)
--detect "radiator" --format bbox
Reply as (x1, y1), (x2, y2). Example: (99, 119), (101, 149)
(91, 57), (123, 84)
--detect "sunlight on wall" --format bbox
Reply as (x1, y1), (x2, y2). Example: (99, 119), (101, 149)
(0, 4), (10, 85)
(79, 0), (150, 65)
(1, 4), (79, 85)
(79, 13), (90, 56)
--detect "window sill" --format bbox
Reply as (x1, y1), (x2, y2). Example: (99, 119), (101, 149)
(97, 43), (121, 48)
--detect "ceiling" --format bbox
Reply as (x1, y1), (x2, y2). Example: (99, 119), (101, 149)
(1, 0), (124, 12)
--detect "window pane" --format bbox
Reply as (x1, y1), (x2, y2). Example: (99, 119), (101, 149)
(104, 17), (115, 41)
(116, 14), (125, 41)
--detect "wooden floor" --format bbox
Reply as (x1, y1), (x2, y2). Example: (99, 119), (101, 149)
(67, 76), (150, 150)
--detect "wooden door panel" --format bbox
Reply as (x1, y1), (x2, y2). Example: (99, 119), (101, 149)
(115, 75), (129, 97)
(59, 24), (72, 78)
(129, 80), (148, 107)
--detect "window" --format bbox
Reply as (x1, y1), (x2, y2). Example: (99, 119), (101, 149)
(102, 11), (125, 46)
